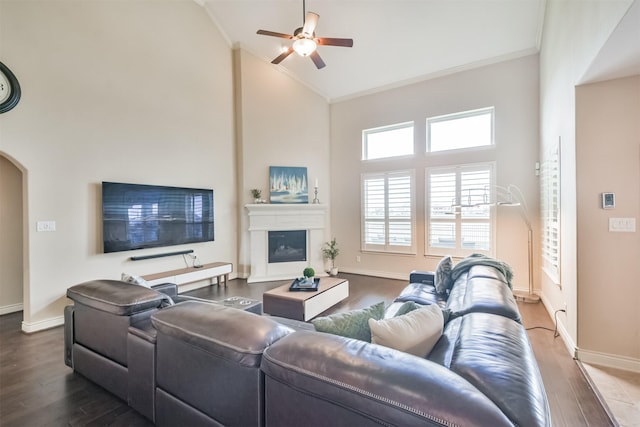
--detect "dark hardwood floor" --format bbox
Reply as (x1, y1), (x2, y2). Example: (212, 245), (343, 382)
(0, 273), (611, 426)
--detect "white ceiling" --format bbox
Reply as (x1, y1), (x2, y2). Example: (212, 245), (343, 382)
(200, 0), (545, 102)
(199, 0), (639, 102)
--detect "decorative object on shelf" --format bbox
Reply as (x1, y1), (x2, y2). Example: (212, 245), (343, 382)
(322, 238), (340, 276)
(0, 61), (21, 114)
(312, 178), (320, 204)
(290, 267), (318, 291)
(270, 166), (309, 204)
(251, 188), (265, 204)
(289, 276), (320, 291)
(302, 267), (315, 279)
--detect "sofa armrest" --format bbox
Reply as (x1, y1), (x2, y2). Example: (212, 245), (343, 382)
(409, 270), (435, 285)
(262, 331), (513, 427)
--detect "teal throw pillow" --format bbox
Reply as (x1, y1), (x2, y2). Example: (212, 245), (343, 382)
(312, 301), (385, 342)
(435, 256), (453, 295)
(394, 301), (421, 317)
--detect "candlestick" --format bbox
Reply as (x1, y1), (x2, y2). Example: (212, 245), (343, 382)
(312, 186), (320, 204)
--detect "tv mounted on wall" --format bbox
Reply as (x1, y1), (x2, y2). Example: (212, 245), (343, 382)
(102, 181), (214, 254)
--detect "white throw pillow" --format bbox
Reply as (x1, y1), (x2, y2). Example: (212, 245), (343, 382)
(121, 272), (151, 288)
(368, 304), (444, 357)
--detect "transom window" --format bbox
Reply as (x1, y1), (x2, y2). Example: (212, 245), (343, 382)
(362, 122), (414, 160)
(361, 170), (415, 254)
(427, 107), (494, 152)
(426, 163), (495, 257)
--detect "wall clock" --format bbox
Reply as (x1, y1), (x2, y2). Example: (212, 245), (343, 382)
(0, 61), (21, 113)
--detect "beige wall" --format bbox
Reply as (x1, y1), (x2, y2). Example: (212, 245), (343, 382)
(234, 49), (331, 277)
(539, 0), (634, 363)
(576, 75), (640, 363)
(329, 55), (540, 287)
(0, 155), (23, 312)
(0, 0), (236, 331)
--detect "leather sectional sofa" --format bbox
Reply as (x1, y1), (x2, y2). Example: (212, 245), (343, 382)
(64, 258), (551, 426)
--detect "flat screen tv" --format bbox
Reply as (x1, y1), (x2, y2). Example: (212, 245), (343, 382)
(102, 181), (214, 253)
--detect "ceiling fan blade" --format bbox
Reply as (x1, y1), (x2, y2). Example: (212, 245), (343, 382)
(309, 50), (326, 69)
(317, 37), (354, 48)
(302, 12), (319, 36)
(271, 47), (294, 65)
(257, 30), (293, 39)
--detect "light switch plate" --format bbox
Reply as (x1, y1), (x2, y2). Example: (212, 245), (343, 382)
(609, 218), (636, 232)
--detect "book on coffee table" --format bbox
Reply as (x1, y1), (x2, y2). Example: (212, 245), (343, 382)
(289, 277), (320, 292)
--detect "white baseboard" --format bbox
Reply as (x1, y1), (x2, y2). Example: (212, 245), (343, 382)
(577, 348), (640, 374)
(21, 315), (64, 333)
(339, 268), (409, 281)
(538, 294), (640, 373)
(539, 293), (576, 358)
(0, 302), (23, 315)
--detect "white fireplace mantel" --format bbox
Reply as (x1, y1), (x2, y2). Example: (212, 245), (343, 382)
(246, 204), (328, 283)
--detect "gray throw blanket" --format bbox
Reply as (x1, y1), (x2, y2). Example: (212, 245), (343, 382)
(450, 254), (514, 289)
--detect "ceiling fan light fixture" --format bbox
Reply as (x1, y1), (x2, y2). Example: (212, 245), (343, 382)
(293, 37), (317, 56)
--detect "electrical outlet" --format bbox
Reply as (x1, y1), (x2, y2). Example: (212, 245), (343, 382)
(36, 221), (56, 232)
(356, 256), (361, 262)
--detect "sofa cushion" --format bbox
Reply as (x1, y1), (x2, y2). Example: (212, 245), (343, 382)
(446, 276), (521, 322)
(394, 282), (446, 307)
(312, 301), (385, 342)
(428, 312), (550, 426)
(369, 304), (444, 357)
(67, 279), (170, 316)
(262, 331), (515, 426)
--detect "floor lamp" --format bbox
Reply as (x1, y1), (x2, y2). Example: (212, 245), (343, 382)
(496, 185), (540, 303)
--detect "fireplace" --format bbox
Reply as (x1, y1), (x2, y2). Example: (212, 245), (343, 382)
(269, 230), (307, 263)
(246, 204), (327, 283)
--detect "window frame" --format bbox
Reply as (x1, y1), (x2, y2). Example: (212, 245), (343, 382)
(362, 121), (415, 161)
(361, 170), (416, 254)
(425, 163), (496, 257)
(426, 107), (495, 153)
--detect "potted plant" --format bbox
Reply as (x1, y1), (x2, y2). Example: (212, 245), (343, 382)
(250, 188), (262, 203)
(322, 238), (340, 276)
(302, 267), (315, 279)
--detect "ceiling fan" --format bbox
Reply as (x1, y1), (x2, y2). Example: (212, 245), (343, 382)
(256, 0), (353, 69)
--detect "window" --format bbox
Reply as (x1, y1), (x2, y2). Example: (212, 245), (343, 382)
(541, 144), (560, 283)
(427, 107), (494, 152)
(362, 170), (415, 253)
(426, 164), (494, 257)
(363, 122), (414, 160)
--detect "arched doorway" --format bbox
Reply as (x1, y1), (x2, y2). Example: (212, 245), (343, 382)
(0, 153), (25, 318)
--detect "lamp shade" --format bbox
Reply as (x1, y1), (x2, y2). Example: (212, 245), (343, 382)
(293, 38), (317, 56)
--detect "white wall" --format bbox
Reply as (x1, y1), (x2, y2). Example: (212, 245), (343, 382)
(0, 0), (236, 331)
(329, 55), (540, 286)
(539, 0), (634, 359)
(234, 49), (331, 277)
(576, 75), (640, 367)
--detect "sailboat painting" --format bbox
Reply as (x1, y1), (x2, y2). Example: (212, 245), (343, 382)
(269, 166), (309, 204)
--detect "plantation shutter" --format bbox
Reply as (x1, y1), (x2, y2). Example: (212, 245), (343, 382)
(427, 164), (494, 256)
(362, 171), (415, 253)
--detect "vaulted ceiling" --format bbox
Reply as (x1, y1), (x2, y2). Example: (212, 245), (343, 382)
(198, 0), (639, 102)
